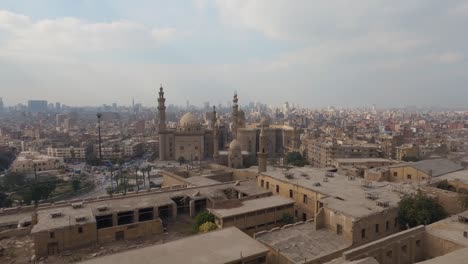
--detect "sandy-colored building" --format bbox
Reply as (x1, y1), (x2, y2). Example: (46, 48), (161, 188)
(252, 166), (402, 246)
(10, 151), (64, 173)
(47, 146), (86, 161)
(332, 211), (468, 264)
(209, 195), (295, 235)
(388, 159), (463, 183)
(396, 144), (420, 161)
(80, 227), (269, 264)
(307, 140), (381, 168)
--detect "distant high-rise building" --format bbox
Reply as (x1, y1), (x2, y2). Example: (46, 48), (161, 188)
(28, 100), (48, 112)
(55, 102), (61, 111)
(0, 97), (4, 112)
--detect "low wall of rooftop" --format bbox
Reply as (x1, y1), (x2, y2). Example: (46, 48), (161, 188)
(0, 226), (31, 239)
(343, 225), (426, 264)
(421, 186), (465, 215)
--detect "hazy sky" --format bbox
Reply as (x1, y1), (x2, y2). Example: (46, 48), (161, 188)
(1, 0), (467, 108)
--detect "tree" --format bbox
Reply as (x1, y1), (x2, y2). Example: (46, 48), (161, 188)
(0, 192), (12, 208)
(398, 192), (447, 228)
(402, 156), (420, 162)
(0, 149), (16, 171)
(72, 179), (81, 192)
(281, 212), (294, 224)
(177, 156), (186, 165)
(193, 211), (215, 232)
(199, 222), (217, 233)
(2, 172), (26, 190)
(285, 151), (308, 167)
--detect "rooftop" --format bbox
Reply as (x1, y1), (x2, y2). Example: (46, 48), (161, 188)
(425, 212), (468, 247)
(80, 227), (269, 264)
(31, 180), (267, 232)
(435, 170), (468, 184)
(333, 158), (397, 164)
(256, 222), (351, 263)
(209, 195), (294, 218)
(250, 166), (405, 218)
(390, 159), (463, 177)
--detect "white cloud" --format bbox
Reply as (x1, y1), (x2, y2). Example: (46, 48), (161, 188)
(151, 28), (177, 42)
(0, 10), (176, 58)
(431, 52), (464, 64)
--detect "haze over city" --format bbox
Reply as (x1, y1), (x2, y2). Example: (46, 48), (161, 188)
(1, 0), (468, 108)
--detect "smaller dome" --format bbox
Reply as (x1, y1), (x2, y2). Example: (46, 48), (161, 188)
(229, 139), (241, 151)
(179, 112), (201, 127)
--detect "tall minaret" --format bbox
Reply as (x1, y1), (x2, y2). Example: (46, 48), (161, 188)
(258, 125), (267, 173)
(212, 106), (219, 160)
(232, 92), (239, 139)
(158, 84), (167, 161)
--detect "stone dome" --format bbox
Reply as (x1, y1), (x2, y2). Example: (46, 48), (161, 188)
(179, 112), (201, 127)
(229, 139), (241, 151)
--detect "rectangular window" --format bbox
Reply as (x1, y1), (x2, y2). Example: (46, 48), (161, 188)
(266, 182), (269, 189)
(386, 220), (389, 231)
(50, 232), (55, 239)
(407, 174), (412, 180)
(375, 224), (379, 233)
(402, 245), (408, 254)
(303, 194), (308, 204)
(78, 226), (83, 234)
(276, 185), (280, 193)
(416, 240), (421, 247)
(361, 229), (366, 239)
(387, 250), (393, 258)
(289, 190), (293, 198)
(393, 172), (397, 177)
(337, 224), (343, 235)
(261, 180), (264, 188)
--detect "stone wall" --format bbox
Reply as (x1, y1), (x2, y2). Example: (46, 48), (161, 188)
(97, 218), (163, 244)
(343, 225), (426, 264)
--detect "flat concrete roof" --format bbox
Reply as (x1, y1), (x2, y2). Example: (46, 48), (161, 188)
(334, 158), (396, 164)
(209, 195), (294, 218)
(390, 159), (463, 177)
(426, 212), (468, 247)
(80, 227), (269, 264)
(0, 211), (32, 226)
(256, 222), (351, 263)
(32, 206), (95, 233)
(30, 180), (268, 232)
(435, 170), (468, 185)
(250, 166), (405, 219)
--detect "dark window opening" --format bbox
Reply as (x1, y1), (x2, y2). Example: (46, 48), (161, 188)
(96, 214), (113, 229)
(303, 194), (308, 204)
(138, 207), (154, 222)
(375, 224), (379, 233)
(337, 224), (343, 235)
(386, 220), (389, 231)
(276, 185), (280, 193)
(289, 189), (293, 198)
(78, 226), (83, 234)
(117, 211), (134, 225)
(261, 180), (264, 188)
(50, 232), (55, 239)
(158, 205), (171, 221)
(361, 229), (366, 239)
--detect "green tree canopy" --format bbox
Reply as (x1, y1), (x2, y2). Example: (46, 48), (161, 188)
(398, 192), (447, 228)
(193, 211), (215, 232)
(199, 222), (217, 233)
(2, 172), (26, 190)
(285, 151), (308, 167)
(72, 179), (81, 192)
(281, 212), (294, 224)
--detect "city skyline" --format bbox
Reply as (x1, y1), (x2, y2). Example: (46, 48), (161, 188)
(1, 1), (468, 108)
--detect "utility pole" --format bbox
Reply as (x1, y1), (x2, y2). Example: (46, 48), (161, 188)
(97, 113), (102, 162)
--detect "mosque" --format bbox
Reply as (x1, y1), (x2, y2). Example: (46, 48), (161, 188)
(157, 85), (300, 170)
